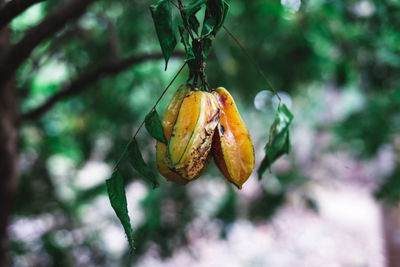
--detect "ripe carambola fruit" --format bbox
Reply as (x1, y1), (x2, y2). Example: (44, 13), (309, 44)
(167, 91), (220, 180)
(156, 85), (190, 185)
(212, 87), (255, 189)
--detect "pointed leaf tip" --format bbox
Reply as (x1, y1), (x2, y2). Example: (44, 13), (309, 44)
(106, 170), (135, 250)
(150, 0), (177, 70)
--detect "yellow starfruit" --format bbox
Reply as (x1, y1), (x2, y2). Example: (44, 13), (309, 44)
(156, 85), (190, 184)
(166, 90), (220, 180)
(212, 87), (255, 189)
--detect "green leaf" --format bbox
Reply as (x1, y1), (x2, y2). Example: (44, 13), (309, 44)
(106, 170), (134, 250)
(150, 0), (177, 70)
(217, 1), (229, 30)
(186, 0), (207, 17)
(178, 26), (195, 62)
(258, 102), (294, 180)
(201, 0), (229, 37)
(202, 37), (212, 59)
(127, 139), (159, 188)
(145, 109), (167, 144)
(184, 0), (207, 34)
(189, 15), (201, 35)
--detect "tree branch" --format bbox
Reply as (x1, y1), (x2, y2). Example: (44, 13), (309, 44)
(0, 0), (97, 89)
(21, 52), (185, 122)
(95, 13), (120, 62)
(0, 0), (45, 30)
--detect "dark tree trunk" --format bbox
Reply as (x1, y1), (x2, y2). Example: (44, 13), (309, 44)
(382, 204), (400, 267)
(0, 13), (18, 267)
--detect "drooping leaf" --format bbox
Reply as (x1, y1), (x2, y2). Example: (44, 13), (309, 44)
(179, 26), (199, 82)
(201, 0), (229, 37)
(258, 133), (290, 177)
(150, 0), (177, 70)
(184, 0), (207, 34)
(258, 102), (294, 179)
(145, 109), (167, 144)
(185, 0), (207, 18)
(201, 13), (214, 37)
(106, 170), (134, 250)
(127, 139), (159, 188)
(217, 1), (229, 31)
(178, 26), (195, 62)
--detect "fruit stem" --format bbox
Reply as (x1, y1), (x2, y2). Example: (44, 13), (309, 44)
(193, 72), (198, 90)
(188, 38), (209, 91)
(199, 39), (209, 91)
(171, 1), (209, 91)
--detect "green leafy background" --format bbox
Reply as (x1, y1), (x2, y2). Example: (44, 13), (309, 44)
(11, 0), (400, 265)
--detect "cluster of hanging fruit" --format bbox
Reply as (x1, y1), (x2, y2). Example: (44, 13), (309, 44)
(156, 85), (255, 189)
(106, 0), (295, 250)
(149, 0), (255, 189)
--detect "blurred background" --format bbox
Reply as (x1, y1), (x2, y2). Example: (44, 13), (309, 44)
(1, 0), (400, 266)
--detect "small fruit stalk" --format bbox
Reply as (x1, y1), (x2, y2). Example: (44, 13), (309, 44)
(212, 87), (255, 189)
(166, 90), (220, 180)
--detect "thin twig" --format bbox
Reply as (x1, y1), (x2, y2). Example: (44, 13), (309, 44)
(222, 26), (281, 101)
(177, 0), (196, 40)
(149, 62), (187, 112)
(169, 0), (179, 9)
(113, 62), (187, 171)
(21, 52), (185, 122)
(0, 0), (97, 89)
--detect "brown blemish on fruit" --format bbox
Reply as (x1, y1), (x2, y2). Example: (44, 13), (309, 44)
(219, 93), (228, 106)
(168, 91), (220, 180)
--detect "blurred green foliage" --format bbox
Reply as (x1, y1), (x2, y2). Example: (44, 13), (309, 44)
(11, 0), (400, 265)
(375, 166), (400, 203)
